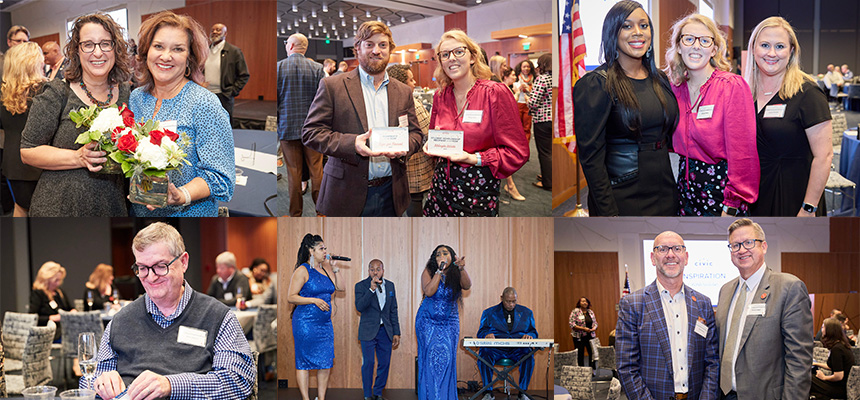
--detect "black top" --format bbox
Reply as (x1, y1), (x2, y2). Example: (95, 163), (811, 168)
(750, 81), (830, 216)
(29, 287), (73, 326)
(827, 342), (855, 392)
(1, 96), (42, 181)
(574, 65), (679, 216)
(82, 286), (112, 312)
(584, 311), (593, 329)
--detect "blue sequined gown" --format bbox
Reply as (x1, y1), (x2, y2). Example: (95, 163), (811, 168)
(291, 263), (336, 369)
(415, 275), (459, 400)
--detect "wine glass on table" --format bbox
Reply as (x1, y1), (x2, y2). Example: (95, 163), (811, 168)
(78, 332), (97, 390)
(86, 290), (94, 311)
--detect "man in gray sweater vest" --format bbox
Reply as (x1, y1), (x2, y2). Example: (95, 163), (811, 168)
(90, 222), (255, 400)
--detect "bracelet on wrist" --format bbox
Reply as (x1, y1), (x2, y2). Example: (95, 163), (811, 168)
(179, 186), (191, 206)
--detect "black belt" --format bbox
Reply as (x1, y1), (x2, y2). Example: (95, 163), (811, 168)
(606, 139), (667, 152)
(672, 393), (688, 400)
(368, 176), (392, 187)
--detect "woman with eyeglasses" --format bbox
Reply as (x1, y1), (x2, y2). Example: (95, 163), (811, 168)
(664, 14), (758, 216)
(574, 1), (679, 216)
(422, 29), (529, 217)
(129, 11), (234, 217)
(20, 13), (131, 217)
(287, 233), (343, 400)
(745, 17), (832, 216)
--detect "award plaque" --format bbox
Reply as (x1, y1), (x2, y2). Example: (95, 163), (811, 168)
(369, 127), (409, 152)
(427, 129), (464, 155)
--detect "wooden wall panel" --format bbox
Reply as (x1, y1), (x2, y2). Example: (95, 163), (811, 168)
(553, 252), (619, 353)
(279, 218), (554, 391)
(658, 0), (697, 69)
(445, 11), (468, 33)
(145, 0), (276, 101)
(782, 252), (860, 295)
(811, 293), (860, 340)
(198, 218), (228, 288)
(831, 218), (860, 253)
(225, 217), (278, 273)
(30, 33), (59, 48)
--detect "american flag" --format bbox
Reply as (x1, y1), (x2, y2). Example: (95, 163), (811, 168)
(622, 267), (631, 297)
(554, 0), (586, 155)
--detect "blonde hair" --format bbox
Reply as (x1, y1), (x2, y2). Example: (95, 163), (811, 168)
(1, 42), (46, 114)
(744, 16), (814, 99)
(664, 13), (731, 85)
(728, 218), (767, 241)
(433, 29), (492, 88)
(133, 222), (185, 257)
(489, 55), (506, 80)
(85, 263), (114, 292)
(33, 261), (66, 300)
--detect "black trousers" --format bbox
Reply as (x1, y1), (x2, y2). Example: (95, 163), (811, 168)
(573, 336), (593, 367)
(216, 92), (235, 127)
(534, 121), (552, 188)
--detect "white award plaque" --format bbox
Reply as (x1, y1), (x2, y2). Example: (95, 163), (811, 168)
(369, 127), (409, 152)
(427, 129), (464, 155)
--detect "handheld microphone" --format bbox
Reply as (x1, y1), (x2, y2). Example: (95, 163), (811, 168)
(439, 261), (446, 273)
(328, 255), (351, 261)
(376, 279), (384, 293)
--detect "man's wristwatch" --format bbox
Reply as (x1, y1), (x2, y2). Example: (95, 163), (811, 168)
(802, 202), (818, 214)
(721, 204), (740, 216)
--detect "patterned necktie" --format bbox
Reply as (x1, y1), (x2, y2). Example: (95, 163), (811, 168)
(720, 282), (748, 394)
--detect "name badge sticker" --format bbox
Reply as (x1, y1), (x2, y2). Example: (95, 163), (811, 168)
(398, 114), (409, 128)
(696, 104), (715, 119)
(177, 325), (208, 348)
(763, 104), (786, 119)
(463, 110), (483, 124)
(161, 120), (178, 132)
(49, 300), (58, 309)
(748, 303), (766, 317)
(224, 292), (234, 301)
(694, 317), (708, 338)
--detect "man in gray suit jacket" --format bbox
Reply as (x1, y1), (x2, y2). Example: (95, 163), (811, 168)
(355, 259), (400, 400)
(303, 21), (422, 216)
(716, 218), (813, 400)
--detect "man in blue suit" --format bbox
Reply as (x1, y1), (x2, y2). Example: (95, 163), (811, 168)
(477, 287), (539, 400)
(616, 231), (720, 400)
(355, 259), (400, 400)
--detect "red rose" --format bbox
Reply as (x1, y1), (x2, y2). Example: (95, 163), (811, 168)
(163, 129), (179, 142)
(116, 133), (139, 153)
(119, 103), (135, 128)
(149, 130), (166, 145)
(111, 126), (125, 141)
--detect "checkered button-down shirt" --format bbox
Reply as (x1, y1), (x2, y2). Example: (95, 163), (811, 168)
(278, 53), (326, 141)
(87, 281), (255, 400)
(528, 72), (552, 123)
(406, 97), (433, 193)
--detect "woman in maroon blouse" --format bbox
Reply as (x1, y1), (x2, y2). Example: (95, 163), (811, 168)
(423, 29), (529, 217)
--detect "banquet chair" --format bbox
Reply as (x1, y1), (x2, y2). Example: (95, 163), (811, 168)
(1, 312), (38, 373)
(605, 378), (622, 400)
(6, 321), (56, 395)
(247, 350), (259, 400)
(814, 346), (832, 365)
(1, 330), (6, 398)
(73, 299), (84, 312)
(846, 365), (860, 400)
(559, 366), (594, 400)
(58, 310), (104, 387)
(554, 348), (578, 385)
(853, 347), (860, 365)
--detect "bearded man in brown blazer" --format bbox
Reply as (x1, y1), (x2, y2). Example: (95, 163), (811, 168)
(302, 21), (422, 216)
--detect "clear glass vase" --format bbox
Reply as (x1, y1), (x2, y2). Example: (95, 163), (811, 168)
(129, 171), (169, 207)
(95, 158), (122, 174)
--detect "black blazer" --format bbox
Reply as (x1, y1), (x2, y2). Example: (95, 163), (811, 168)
(207, 272), (252, 307)
(29, 287), (73, 326)
(355, 277), (400, 341)
(218, 42), (250, 98)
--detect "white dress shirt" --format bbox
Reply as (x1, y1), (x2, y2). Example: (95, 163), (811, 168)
(657, 280), (689, 394)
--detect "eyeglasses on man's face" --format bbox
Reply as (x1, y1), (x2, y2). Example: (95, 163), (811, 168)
(653, 245), (686, 255)
(728, 239), (763, 252)
(132, 252), (183, 278)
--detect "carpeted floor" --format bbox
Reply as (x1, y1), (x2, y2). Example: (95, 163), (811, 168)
(277, 136), (551, 217)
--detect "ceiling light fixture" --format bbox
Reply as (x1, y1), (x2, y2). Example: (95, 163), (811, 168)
(322, 3), (328, 12)
(401, 16), (406, 23)
(292, 4), (297, 12)
(311, 9), (317, 17)
(339, 10), (344, 18)
(366, 10), (371, 18)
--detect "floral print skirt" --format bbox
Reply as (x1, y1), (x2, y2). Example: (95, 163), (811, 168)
(677, 156), (731, 216)
(423, 160), (500, 217)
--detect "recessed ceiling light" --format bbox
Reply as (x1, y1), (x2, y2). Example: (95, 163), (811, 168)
(322, 3), (328, 12)
(366, 10), (371, 18)
(292, 4), (297, 12)
(311, 9), (317, 17)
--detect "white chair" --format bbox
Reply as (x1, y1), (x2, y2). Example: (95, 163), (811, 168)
(560, 365), (594, 400)
(6, 321), (57, 394)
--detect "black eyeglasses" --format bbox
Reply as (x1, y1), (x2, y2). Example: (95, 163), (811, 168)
(728, 239), (763, 252)
(132, 253), (184, 278)
(80, 40), (114, 53)
(653, 245), (686, 255)
(680, 34), (715, 48)
(437, 46), (467, 61)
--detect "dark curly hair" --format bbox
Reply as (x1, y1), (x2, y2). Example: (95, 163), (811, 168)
(63, 13), (131, 84)
(295, 233), (323, 269)
(514, 59), (537, 81)
(424, 244), (463, 301)
(387, 63), (412, 86)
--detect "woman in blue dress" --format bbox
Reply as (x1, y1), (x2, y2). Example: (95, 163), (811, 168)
(287, 233), (342, 400)
(416, 244), (472, 399)
(129, 11), (234, 216)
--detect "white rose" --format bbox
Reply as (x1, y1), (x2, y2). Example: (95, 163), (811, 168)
(89, 107), (124, 133)
(136, 140), (169, 170)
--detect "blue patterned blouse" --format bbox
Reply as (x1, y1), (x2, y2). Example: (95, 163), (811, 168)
(129, 81), (235, 216)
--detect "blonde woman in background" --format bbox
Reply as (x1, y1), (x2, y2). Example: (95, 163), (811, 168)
(0, 42), (46, 217)
(744, 16), (832, 216)
(83, 263), (115, 311)
(30, 261), (75, 340)
(664, 14), (758, 216)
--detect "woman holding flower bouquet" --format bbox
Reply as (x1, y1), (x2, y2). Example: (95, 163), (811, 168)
(1, 42), (46, 217)
(128, 11), (235, 217)
(20, 13), (132, 217)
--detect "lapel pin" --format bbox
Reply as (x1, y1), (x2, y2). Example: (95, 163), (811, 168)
(692, 295), (697, 302)
(760, 292), (768, 301)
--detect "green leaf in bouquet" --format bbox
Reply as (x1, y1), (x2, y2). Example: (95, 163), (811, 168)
(69, 104), (100, 128)
(121, 161), (133, 177)
(140, 119), (159, 134)
(144, 169), (167, 178)
(109, 151), (127, 164)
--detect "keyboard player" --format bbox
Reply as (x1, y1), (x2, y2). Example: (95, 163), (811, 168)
(476, 287), (538, 400)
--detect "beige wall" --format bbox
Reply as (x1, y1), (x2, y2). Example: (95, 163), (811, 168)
(278, 217), (554, 391)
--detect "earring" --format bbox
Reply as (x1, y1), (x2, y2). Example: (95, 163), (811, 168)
(185, 65), (191, 77)
(646, 45), (652, 58)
